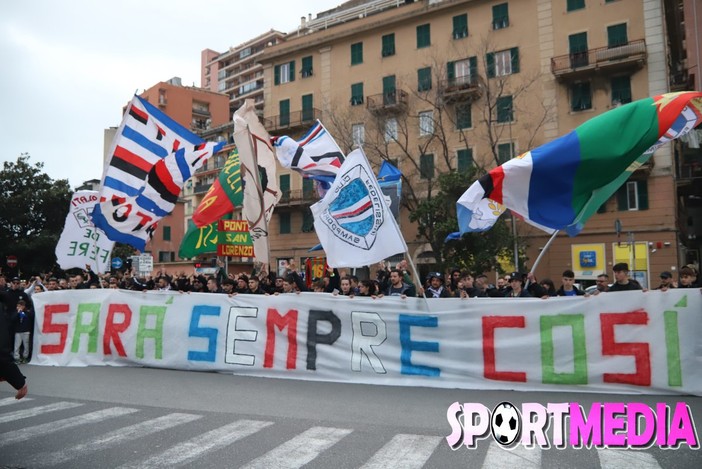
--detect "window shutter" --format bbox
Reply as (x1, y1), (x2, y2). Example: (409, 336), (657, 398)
(616, 186), (628, 211)
(274, 65), (280, 85)
(486, 53), (495, 78)
(510, 47), (520, 73)
(447, 61), (455, 81)
(469, 56), (478, 79)
(637, 180), (648, 210)
(289, 61), (295, 82)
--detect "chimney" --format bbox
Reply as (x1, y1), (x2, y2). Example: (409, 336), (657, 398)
(301, 16), (306, 28)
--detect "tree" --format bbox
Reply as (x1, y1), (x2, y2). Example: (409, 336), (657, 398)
(324, 37), (552, 274)
(0, 154), (72, 276)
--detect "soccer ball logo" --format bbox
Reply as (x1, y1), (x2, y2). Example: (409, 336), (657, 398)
(491, 402), (521, 446)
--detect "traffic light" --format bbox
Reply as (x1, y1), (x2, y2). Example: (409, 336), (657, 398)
(194, 262), (202, 268)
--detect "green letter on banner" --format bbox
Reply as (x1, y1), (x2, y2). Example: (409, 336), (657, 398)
(540, 314), (588, 384)
(71, 303), (101, 353)
(137, 306), (166, 359)
(664, 310), (682, 387)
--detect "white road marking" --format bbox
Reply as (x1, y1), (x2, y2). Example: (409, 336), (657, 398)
(597, 448), (663, 469)
(242, 426), (353, 469)
(360, 434), (442, 469)
(119, 419), (273, 468)
(0, 401), (82, 423)
(482, 441), (542, 468)
(0, 397), (33, 407)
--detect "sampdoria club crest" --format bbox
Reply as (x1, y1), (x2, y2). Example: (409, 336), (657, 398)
(319, 163), (384, 250)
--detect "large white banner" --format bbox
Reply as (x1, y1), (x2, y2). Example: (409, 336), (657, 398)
(32, 290), (702, 395)
(55, 191), (114, 273)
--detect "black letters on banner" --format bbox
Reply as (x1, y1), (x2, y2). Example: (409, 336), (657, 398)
(306, 309), (341, 370)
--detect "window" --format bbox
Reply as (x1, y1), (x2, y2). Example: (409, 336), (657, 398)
(607, 23), (628, 48)
(496, 96), (514, 123)
(448, 57), (478, 86)
(486, 48), (519, 78)
(492, 3), (509, 30)
(352, 123), (365, 147)
(274, 61), (295, 85)
(279, 212), (291, 234)
(351, 83), (364, 105)
(301, 56), (313, 77)
(457, 148), (474, 172)
(453, 14), (468, 39)
(417, 67), (432, 91)
(279, 99), (290, 126)
(158, 251), (175, 262)
(569, 32), (589, 68)
(302, 94), (314, 122)
(279, 174), (291, 199)
(497, 142), (515, 164)
(385, 118), (398, 142)
(617, 180), (648, 211)
(416, 24), (431, 48)
(419, 111), (434, 136)
(351, 42), (363, 65)
(567, 0), (585, 12)
(420, 154), (434, 179)
(382, 33), (395, 57)
(302, 209), (315, 233)
(456, 103), (472, 129)
(382, 75), (396, 105)
(611, 76), (632, 105)
(163, 226), (171, 241)
(571, 82), (592, 111)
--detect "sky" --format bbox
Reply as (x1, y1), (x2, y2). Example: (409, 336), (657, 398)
(0, 0), (340, 188)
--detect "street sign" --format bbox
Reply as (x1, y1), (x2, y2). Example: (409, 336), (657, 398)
(111, 257), (123, 269)
(6, 255), (17, 268)
(138, 254), (153, 274)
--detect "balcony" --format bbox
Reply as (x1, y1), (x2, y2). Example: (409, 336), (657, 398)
(277, 189), (319, 207)
(193, 182), (212, 195)
(264, 108), (322, 133)
(367, 89), (408, 116)
(439, 75), (482, 104)
(551, 39), (647, 81)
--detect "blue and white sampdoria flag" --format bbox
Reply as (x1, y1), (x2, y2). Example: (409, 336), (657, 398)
(92, 96), (223, 250)
(310, 148), (406, 267)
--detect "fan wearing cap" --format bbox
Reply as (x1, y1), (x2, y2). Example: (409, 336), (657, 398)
(608, 263), (643, 292)
(504, 272), (532, 298)
(425, 272), (450, 298)
(655, 271), (676, 291)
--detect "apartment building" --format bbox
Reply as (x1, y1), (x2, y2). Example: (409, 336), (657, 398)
(253, 0), (699, 287)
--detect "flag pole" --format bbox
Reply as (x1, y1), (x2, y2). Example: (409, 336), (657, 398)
(526, 230), (559, 288)
(242, 122), (272, 270)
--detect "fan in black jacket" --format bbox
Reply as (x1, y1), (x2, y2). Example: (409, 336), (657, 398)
(0, 310), (27, 399)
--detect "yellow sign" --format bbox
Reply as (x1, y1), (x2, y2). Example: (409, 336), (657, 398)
(612, 241), (648, 272)
(571, 243), (606, 279)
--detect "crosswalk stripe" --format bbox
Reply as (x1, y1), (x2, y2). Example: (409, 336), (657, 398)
(0, 397), (33, 407)
(29, 412), (202, 467)
(482, 441), (541, 468)
(241, 426), (353, 469)
(597, 447), (663, 468)
(0, 407), (139, 447)
(0, 402), (83, 424)
(118, 419), (273, 468)
(360, 434), (442, 469)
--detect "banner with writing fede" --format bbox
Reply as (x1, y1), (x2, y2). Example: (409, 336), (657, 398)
(32, 290), (702, 395)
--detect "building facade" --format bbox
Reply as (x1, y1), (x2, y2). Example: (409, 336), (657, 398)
(254, 0), (698, 287)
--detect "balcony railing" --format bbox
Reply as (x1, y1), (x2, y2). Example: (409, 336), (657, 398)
(438, 75), (482, 103)
(551, 39), (647, 79)
(263, 108), (322, 133)
(193, 182), (212, 195)
(277, 189), (318, 206)
(367, 89), (408, 115)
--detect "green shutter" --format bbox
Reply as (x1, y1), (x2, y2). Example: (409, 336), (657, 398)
(510, 48), (520, 73)
(274, 65), (280, 85)
(492, 3), (508, 29)
(567, 0), (585, 12)
(279, 212), (291, 234)
(351, 82), (364, 105)
(301, 56), (313, 76)
(383, 75), (396, 104)
(163, 226), (171, 241)
(302, 94), (313, 121)
(637, 180), (648, 210)
(617, 186), (628, 210)
(497, 96), (513, 122)
(420, 154), (434, 179)
(302, 209), (314, 233)
(447, 61), (455, 81)
(469, 56), (478, 79)
(351, 42), (363, 65)
(418, 67), (432, 91)
(497, 143), (513, 164)
(611, 76), (632, 104)
(453, 14), (468, 39)
(288, 61), (295, 82)
(571, 82), (592, 111)
(569, 32), (588, 54)
(417, 24), (430, 48)
(457, 148), (473, 172)
(279, 99), (290, 126)
(456, 103), (472, 129)
(607, 23), (628, 48)
(302, 178), (314, 197)
(279, 174), (290, 194)
(486, 53), (495, 78)
(382, 33), (395, 57)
